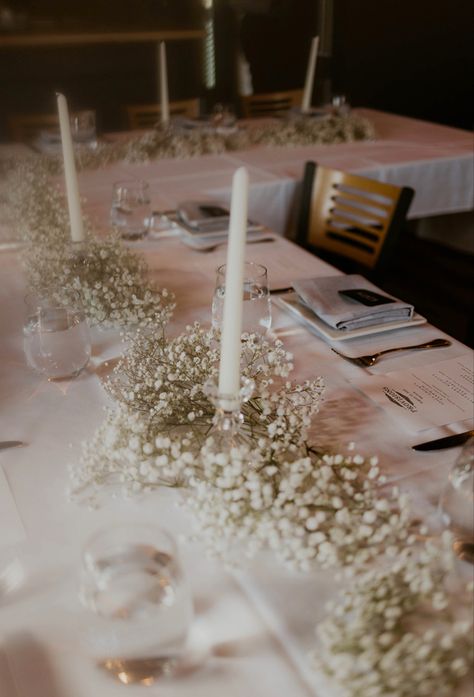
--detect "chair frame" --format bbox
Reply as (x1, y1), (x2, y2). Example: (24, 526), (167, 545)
(240, 89), (303, 118)
(125, 99), (200, 129)
(296, 161), (414, 271)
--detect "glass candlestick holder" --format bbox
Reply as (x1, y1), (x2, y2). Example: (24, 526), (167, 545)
(203, 377), (255, 449)
(64, 239), (92, 270)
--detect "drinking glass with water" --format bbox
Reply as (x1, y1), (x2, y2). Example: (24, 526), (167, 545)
(23, 289), (91, 380)
(438, 437), (474, 563)
(79, 524), (193, 685)
(70, 110), (97, 146)
(212, 261), (271, 335)
(110, 180), (151, 240)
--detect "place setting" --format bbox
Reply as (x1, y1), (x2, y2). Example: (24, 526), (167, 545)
(272, 273), (429, 343)
(108, 179), (275, 252)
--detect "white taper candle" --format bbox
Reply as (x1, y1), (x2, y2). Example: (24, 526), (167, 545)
(56, 93), (85, 242)
(301, 35), (319, 113)
(218, 167), (249, 398)
(159, 41), (170, 125)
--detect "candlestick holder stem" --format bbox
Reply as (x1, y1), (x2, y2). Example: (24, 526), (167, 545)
(204, 377), (254, 449)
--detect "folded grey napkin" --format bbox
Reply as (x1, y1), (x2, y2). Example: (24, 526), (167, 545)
(293, 275), (414, 331)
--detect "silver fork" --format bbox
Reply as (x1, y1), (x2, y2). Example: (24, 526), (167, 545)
(331, 338), (451, 367)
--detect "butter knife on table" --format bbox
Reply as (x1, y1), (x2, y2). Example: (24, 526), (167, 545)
(0, 441), (24, 451)
(412, 429), (474, 451)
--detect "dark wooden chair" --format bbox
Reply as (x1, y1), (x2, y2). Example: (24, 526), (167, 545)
(295, 161), (414, 273)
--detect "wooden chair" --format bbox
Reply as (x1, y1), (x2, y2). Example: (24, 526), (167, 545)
(125, 99), (200, 129)
(240, 89), (303, 118)
(7, 112), (59, 142)
(295, 161), (414, 272)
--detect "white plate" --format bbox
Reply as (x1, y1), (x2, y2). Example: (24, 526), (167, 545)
(273, 292), (427, 341)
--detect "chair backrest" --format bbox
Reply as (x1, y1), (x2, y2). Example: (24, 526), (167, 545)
(296, 161), (414, 270)
(125, 99), (200, 129)
(240, 89), (303, 118)
(7, 113), (59, 142)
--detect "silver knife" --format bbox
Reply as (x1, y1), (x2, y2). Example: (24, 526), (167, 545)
(0, 441), (24, 451)
(412, 430), (474, 451)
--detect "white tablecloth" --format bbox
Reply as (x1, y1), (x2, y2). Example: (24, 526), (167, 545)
(1, 214), (472, 696)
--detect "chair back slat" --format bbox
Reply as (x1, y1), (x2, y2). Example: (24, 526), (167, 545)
(298, 162), (414, 270)
(241, 90), (303, 118)
(125, 99), (200, 129)
(330, 201), (388, 226)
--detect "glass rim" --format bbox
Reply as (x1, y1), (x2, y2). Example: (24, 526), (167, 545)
(216, 260), (268, 280)
(112, 178), (150, 191)
(81, 523), (178, 569)
(24, 288), (82, 309)
(71, 109), (96, 119)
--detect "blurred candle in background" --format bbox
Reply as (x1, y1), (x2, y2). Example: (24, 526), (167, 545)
(301, 35), (319, 113)
(159, 41), (170, 125)
(56, 92), (85, 242)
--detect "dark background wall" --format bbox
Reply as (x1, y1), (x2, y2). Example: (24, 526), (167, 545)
(0, 0), (472, 139)
(332, 0), (473, 130)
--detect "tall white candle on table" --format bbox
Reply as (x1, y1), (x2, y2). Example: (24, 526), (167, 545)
(56, 92), (85, 243)
(301, 35), (319, 113)
(159, 41), (170, 125)
(218, 167), (249, 398)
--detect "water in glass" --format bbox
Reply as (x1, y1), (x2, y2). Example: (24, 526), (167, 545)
(110, 180), (151, 240)
(70, 110), (97, 145)
(23, 306), (91, 380)
(80, 527), (192, 684)
(212, 261), (271, 335)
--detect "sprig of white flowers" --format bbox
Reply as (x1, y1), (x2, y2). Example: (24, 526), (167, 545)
(78, 112), (375, 167)
(2, 156), (174, 329)
(314, 533), (473, 696)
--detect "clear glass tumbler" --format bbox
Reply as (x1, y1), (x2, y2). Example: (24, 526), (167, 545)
(212, 261), (271, 335)
(70, 110), (97, 145)
(79, 524), (193, 685)
(23, 290), (91, 380)
(438, 436), (474, 563)
(110, 180), (151, 240)
(210, 103), (236, 128)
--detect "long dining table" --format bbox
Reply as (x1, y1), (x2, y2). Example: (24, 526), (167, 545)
(2, 106), (474, 691)
(1, 146), (473, 697)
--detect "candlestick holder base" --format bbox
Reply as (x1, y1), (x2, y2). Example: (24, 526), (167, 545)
(64, 239), (90, 269)
(203, 377), (254, 450)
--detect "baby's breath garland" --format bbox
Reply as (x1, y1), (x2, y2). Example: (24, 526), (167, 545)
(0, 112), (375, 181)
(72, 112), (375, 168)
(2, 157), (174, 329)
(71, 323), (415, 571)
(314, 534), (473, 697)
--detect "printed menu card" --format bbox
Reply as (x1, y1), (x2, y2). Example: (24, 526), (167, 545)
(354, 355), (474, 432)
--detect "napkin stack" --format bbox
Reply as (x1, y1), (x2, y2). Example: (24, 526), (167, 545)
(175, 198), (268, 250)
(293, 275), (414, 331)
